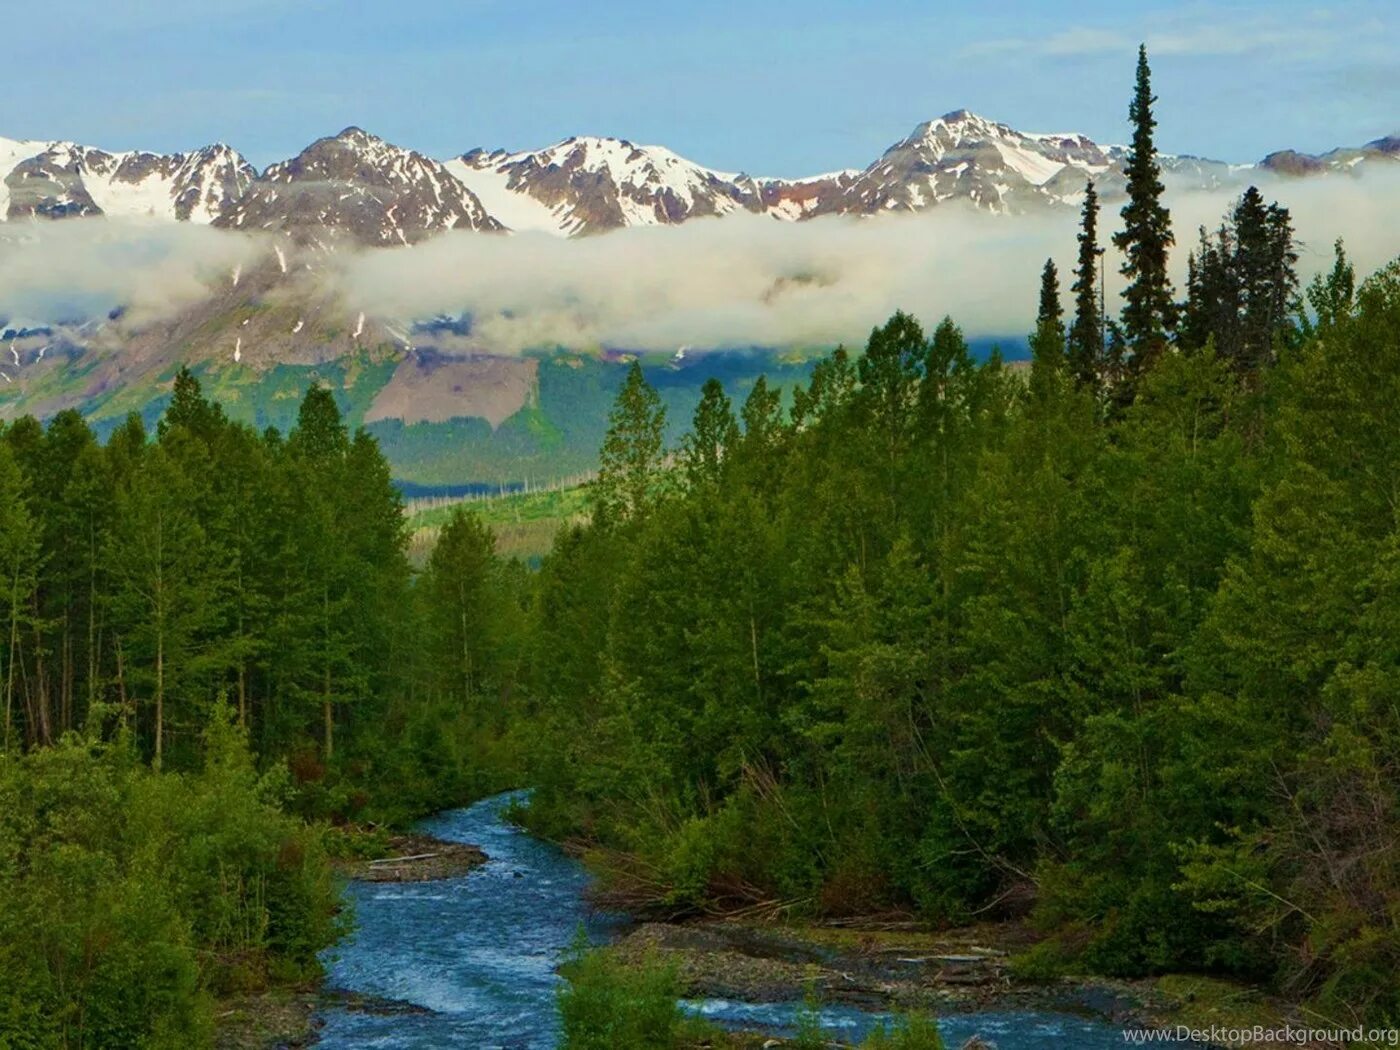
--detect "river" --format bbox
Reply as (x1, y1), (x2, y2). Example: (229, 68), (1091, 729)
(314, 791), (1172, 1048)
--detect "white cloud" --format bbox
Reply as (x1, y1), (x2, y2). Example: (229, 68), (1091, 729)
(965, 8), (1378, 61)
(0, 168), (1394, 357)
(0, 220), (264, 325)
(328, 168), (1400, 353)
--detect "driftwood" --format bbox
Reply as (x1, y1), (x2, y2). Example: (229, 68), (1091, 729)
(334, 836), (486, 883)
(369, 853), (441, 865)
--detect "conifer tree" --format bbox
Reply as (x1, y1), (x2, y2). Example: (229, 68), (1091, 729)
(0, 443), (39, 751)
(1113, 45), (1176, 376)
(288, 386), (353, 759)
(592, 361), (666, 525)
(1180, 188), (1297, 379)
(1029, 259), (1066, 395)
(106, 438), (219, 769)
(1300, 239), (1355, 336)
(422, 508), (501, 709)
(1037, 258), (1065, 337)
(159, 366), (226, 442)
(1068, 180), (1103, 390)
(681, 378), (738, 489)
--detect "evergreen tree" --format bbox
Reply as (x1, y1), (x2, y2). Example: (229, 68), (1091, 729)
(1037, 258), (1065, 336)
(1030, 259), (1066, 395)
(0, 443), (40, 751)
(285, 386), (363, 760)
(591, 361), (666, 526)
(1113, 45), (1176, 377)
(1180, 188), (1297, 381)
(681, 378), (739, 490)
(1232, 186), (1295, 373)
(159, 366), (226, 442)
(1067, 180), (1104, 390)
(106, 438), (220, 769)
(422, 509), (503, 710)
(855, 311), (926, 517)
(1299, 239), (1355, 337)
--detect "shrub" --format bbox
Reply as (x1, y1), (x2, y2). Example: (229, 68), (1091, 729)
(557, 936), (712, 1050)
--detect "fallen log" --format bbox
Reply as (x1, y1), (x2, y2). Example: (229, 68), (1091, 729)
(369, 852), (441, 865)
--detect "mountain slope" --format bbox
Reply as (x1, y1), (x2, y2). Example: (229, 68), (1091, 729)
(447, 136), (769, 236)
(0, 138), (255, 222)
(815, 110), (1118, 215)
(1261, 135), (1400, 177)
(215, 127), (503, 246)
(2, 115), (1393, 238)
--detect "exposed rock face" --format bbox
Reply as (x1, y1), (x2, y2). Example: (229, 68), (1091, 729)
(1261, 136), (1400, 177)
(215, 128), (502, 245)
(1, 115), (1393, 237)
(2, 140), (255, 222)
(5, 147), (103, 219)
(815, 110), (1120, 216)
(448, 136), (770, 236)
(365, 351), (537, 427)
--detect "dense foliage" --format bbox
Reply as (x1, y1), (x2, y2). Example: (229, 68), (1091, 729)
(0, 708), (340, 1048)
(0, 377), (527, 818)
(0, 375), (529, 1046)
(527, 247), (1399, 1024)
(558, 943), (944, 1049)
(521, 53), (1399, 1026)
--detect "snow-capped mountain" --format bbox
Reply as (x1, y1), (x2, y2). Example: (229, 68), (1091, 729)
(1260, 135), (1400, 177)
(812, 110), (1119, 216)
(0, 137), (255, 222)
(214, 127), (502, 245)
(446, 136), (771, 236)
(0, 114), (1392, 240)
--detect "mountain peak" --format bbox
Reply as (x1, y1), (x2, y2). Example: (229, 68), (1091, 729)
(215, 126), (500, 244)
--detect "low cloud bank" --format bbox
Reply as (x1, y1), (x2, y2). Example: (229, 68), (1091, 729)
(332, 168), (1400, 354)
(0, 220), (262, 327)
(0, 169), (1396, 354)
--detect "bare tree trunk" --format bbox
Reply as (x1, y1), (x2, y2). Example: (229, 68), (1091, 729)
(4, 574), (19, 751)
(62, 612), (73, 734)
(154, 628), (164, 771)
(33, 616), (51, 746)
(323, 668), (333, 761)
(323, 587), (333, 760)
(114, 635), (130, 728)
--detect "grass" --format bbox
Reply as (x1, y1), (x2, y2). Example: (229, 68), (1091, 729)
(408, 485), (589, 563)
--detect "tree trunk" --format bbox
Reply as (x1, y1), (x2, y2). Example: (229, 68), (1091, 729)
(32, 615), (51, 746)
(154, 627), (164, 771)
(323, 588), (334, 760)
(4, 572), (18, 751)
(114, 635), (130, 728)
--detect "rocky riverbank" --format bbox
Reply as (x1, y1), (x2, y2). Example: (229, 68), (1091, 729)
(331, 832), (488, 883)
(218, 830), (489, 1048)
(606, 919), (1332, 1049)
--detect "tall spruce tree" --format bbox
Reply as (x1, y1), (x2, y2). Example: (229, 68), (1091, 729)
(1068, 180), (1103, 390)
(1113, 45), (1175, 377)
(1180, 188), (1298, 380)
(1037, 258), (1065, 337)
(1030, 259), (1066, 396)
(681, 378), (739, 490)
(592, 361), (667, 525)
(0, 443), (39, 751)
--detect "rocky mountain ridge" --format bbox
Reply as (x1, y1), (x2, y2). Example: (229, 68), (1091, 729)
(3, 112), (1394, 241)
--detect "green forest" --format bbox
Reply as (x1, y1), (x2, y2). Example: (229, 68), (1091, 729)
(2, 45), (1398, 1047)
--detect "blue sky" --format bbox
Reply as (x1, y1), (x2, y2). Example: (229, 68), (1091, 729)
(7, 0), (1395, 175)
